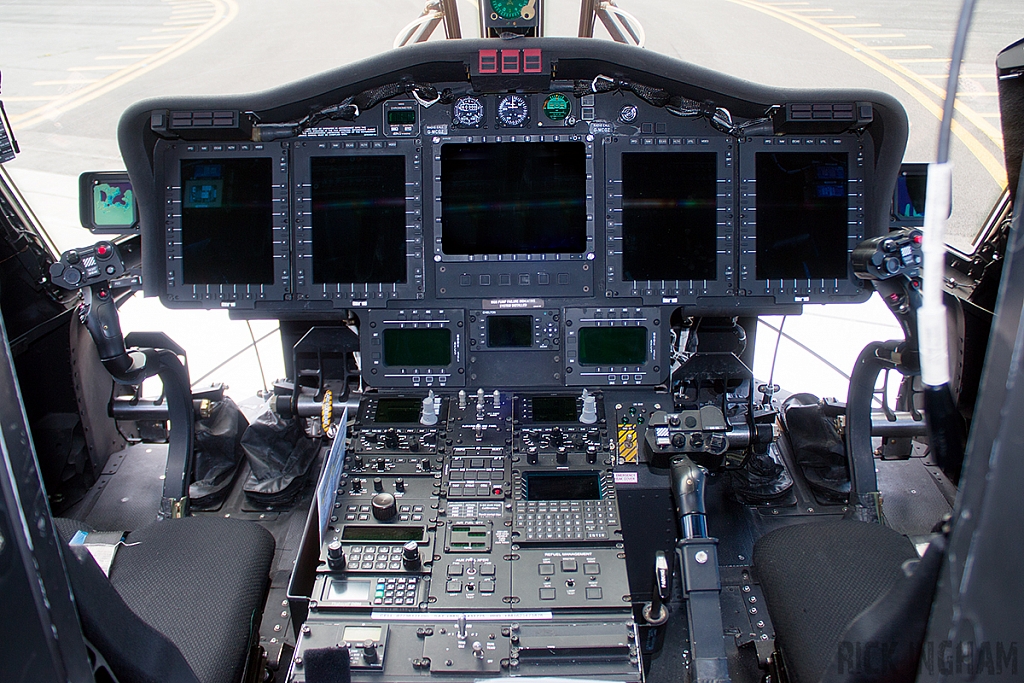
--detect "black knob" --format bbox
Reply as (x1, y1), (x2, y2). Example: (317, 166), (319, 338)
(352, 479), (363, 493)
(395, 478), (405, 492)
(671, 432), (687, 449)
(362, 640), (378, 663)
(556, 446), (568, 464)
(376, 457), (387, 472)
(586, 444), (598, 464)
(374, 477), (384, 493)
(327, 541), (346, 571)
(527, 446), (539, 465)
(420, 457), (432, 472)
(550, 427), (564, 447)
(64, 267), (82, 286)
(371, 493), (397, 520)
(66, 249), (80, 265)
(402, 540), (421, 569)
(354, 455), (364, 469)
(409, 439), (420, 452)
(668, 415), (681, 427)
(383, 429), (399, 449)
(884, 256), (902, 274)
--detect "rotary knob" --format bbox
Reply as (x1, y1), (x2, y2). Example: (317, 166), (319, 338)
(327, 541), (346, 571)
(371, 493), (398, 520)
(402, 540), (421, 569)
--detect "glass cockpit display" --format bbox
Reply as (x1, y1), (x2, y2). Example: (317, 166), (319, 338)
(439, 141), (587, 255)
(180, 158), (274, 285)
(754, 152), (850, 281)
(310, 155), (407, 285)
(621, 152), (718, 282)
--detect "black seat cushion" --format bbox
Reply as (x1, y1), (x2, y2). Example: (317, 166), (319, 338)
(110, 517), (275, 683)
(63, 543), (200, 683)
(753, 520), (917, 683)
(56, 516), (275, 683)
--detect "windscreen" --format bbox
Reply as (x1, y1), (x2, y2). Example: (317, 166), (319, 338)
(621, 152), (718, 281)
(311, 155), (407, 284)
(181, 158), (274, 285)
(755, 152), (849, 280)
(440, 142), (587, 254)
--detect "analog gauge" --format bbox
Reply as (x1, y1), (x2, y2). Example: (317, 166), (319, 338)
(491, 0), (529, 20)
(497, 94), (529, 127)
(543, 93), (571, 121)
(453, 96), (484, 128)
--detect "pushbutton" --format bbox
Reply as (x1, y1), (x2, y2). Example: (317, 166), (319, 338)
(560, 559), (578, 572)
(585, 587), (603, 600)
(446, 579), (463, 593)
(538, 564), (555, 576)
(584, 563), (601, 575)
(539, 588), (556, 600)
(479, 579), (495, 593)
(448, 564), (464, 576)
(479, 563), (496, 576)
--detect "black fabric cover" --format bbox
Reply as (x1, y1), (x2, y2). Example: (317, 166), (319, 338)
(782, 395), (851, 502)
(821, 534), (946, 683)
(305, 646), (353, 683)
(63, 544), (201, 683)
(241, 401), (319, 506)
(53, 516), (94, 542)
(189, 397), (248, 509)
(108, 517), (276, 683)
(753, 520), (917, 683)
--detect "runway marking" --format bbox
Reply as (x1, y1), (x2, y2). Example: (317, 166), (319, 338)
(846, 33), (906, 38)
(894, 58), (951, 63)
(10, 0), (239, 130)
(67, 66), (123, 71)
(729, 0), (1007, 188)
(871, 45), (933, 51)
(824, 23), (881, 27)
(922, 73), (996, 79)
(3, 96), (60, 102)
(32, 79), (98, 86)
(118, 44), (175, 50)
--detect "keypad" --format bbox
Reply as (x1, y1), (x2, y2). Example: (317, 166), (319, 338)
(514, 500), (619, 541)
(346, 545), (408, 571)
(373, 576), (419, 606)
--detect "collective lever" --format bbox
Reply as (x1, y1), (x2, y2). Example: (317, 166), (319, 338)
(670, 455), (707, 539)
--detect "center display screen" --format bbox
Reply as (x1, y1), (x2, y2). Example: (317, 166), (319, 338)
(621, 152), (718, 282)
(755, 152), (849, 280)
(440, 142), (587, 254)
(382, 328), (452, 366)
(524, 473), (602, 501)
(577, 327), (648, 365)
(487, 315), (533, 348)
(181, 158), (274, 285)
(310, 155), (407, 284)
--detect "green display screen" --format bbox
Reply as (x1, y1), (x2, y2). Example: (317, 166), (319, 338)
(374, 398), (422, 423)
(341, 526), (425, 542)
(382, 328), (451, 367)
(387, 109), (416, 125)
(577, 327), (647, 365)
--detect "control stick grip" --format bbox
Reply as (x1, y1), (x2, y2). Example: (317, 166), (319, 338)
(670, 455), (707, 539)
(84, 284), (135, 378)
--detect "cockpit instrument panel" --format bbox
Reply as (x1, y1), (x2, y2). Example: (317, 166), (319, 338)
(127, 39), (906, 320)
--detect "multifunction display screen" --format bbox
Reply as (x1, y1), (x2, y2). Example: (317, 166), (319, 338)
(487, 315), (533, 348)
(577, 327), (648, 365)
(755, 152), (849, 280)
(440, 142), (587, 255)
(382, 328), (452, 366)
(621, 152), (718, 282)
(310, 155), (407, 284)
(180, 158), (274, 285)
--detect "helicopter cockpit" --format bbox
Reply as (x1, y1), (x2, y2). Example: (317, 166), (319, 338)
(1, 2), (1022, 683)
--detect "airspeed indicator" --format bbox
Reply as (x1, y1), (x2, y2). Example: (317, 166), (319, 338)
(497, 94), (529, 128)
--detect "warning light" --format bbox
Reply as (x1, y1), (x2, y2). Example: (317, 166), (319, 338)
(96, 244), (110, 257)
(912, 233), (923, 245)
(492, 486), (503, 496)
